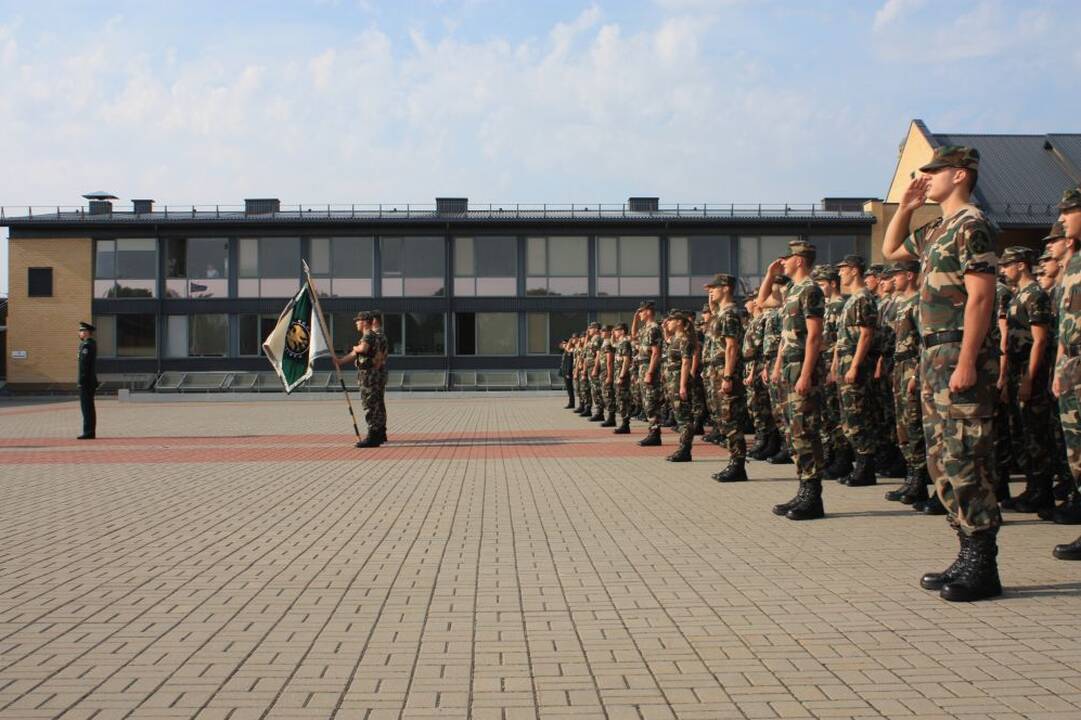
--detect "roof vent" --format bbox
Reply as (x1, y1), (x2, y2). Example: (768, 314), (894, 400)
(83, 191), (117, 216)
(436, 197), (468, 214)
(245, 198), (280, 215)
(132, 199), (154, 214)
(628, 197), (659, 212)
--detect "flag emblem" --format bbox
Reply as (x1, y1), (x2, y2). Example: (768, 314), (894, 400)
(285, 321), (311, 358)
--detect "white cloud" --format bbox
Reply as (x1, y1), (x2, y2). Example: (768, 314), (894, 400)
(872, 0), (927, 31)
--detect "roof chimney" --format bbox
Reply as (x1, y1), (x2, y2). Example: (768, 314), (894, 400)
(132, 199), (154, 214)
(436, 197), (468, 214)
(628, 197), (659, 212)
(245, 198), (280, 215)
(83, 191), (117, 216)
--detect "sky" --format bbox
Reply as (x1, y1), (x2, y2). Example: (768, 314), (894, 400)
(2, 0), (1080, 294)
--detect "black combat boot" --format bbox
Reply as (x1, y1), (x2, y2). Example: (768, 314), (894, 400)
(564, 400), (575, 409)
(785, 478), (824, 520)
(578, 404), (591, 416)
(772, 482), (805, 516)
(843, 454), (877, 487)
(711, 458), (747, 483)
(704, 427), (722, 445)
(638, 428), (662, 447)
(666, 443), (692, 462)
(885, 468), (914, 501)
(590, 407), (606, 422)
(899, 467), (930, 505)
(767, 442), (794, 465)
(1013, 475), (1054, 514)
(940, 528), (1002, 602)
(918, 492), (947, 515)
(601, 411), (617, 428)
(1053, 475), (1072, 501)
(693, 418), (705, 436)
(884, 446), (908, 478)
(355, 434), (380, 448)
(374, 430), (387, 446)
(920, 524), (969, 590)
(824, 445), (853, 480)
(613, 418), (631, 435)
(1050, 488), (1081, 524)
(748, 431), (767, 457)
(1053, 534), (1081, 560)
(1004, 473), (1034, 511)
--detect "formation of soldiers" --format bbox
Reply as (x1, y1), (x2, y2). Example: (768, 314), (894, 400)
(558, 146), (1081, 603)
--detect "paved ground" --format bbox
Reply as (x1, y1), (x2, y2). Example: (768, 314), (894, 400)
(0, 395), (1079, 720)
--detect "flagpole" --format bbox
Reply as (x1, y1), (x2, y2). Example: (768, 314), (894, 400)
(302, 260), (362, 442)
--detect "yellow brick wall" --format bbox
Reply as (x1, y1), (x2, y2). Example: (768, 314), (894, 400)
(865, 201), (944, 263)
(7, 236), (93, 385)
(886, 122), (936, 203)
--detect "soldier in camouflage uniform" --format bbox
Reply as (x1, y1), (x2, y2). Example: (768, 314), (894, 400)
(369, 310), (389, 445)
(661, 310), (697, 461)
(874, 269), (906, 478)
(742, 299), (776, 457)
(588, 323), (607, 422)
(885, 145), (1003, 601)
(991, 275), (1016, 506)
(1053, 188), (1081, 559)
(691, 311), (709, 436)
(760, 240), (827, 520)
(706, 273), (750, 482)
(634, 301), (665, 446)
(883, 261), (931, 505)
(830, 255), (879, 486)
(814, 265), (846, 470)
(575, 331), (592, 416)
(761, 276), (792, 464)
(600, 325), (618, 427)
(1000, 247), (1056, 514)
(700, 303), (723, 444)
(335, 311), (386, 448)
(612, 323), (635, 434)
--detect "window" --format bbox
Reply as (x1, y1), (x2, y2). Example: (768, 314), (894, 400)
(167, 315), (229, 357)
(381, 237), (445, 296)
(237, 237), (300, 297)
(165, 238), (229, 298)
(378, 313), (445, 355)
(456, 313), (517, 355)
(525, 236), (588, 295)
(597, 311), (636, 328)
(596, 236), (659, 296)
(310, 237), (374, 297)
(454, 237), (517, 296)
(809, 235), (864, 266)
(93, 316), (116, 357)
(239, 314), (284, 356)
(668, 236), (732, 295)
(526, 311), (587, 355)
(27, 268), (53, 297)
(94, 239), (157, 298)
(738, 236), (800, 293)
(116, 314), (156, 357)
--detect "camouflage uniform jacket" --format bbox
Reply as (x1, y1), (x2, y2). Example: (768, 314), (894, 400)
(1059, 253), (1081, 367)
(636, 322), (663, 370)
(711, 305), (744, 374)
(892, 293), (921, 359)
(741, 312), (766, 368)
(836, 287), (878, 362)
(990, 281), (1012, 357)
(701, 325), (719, 368)
(355, 330), (378, 373)
(761, 309), (783, 366)
(876, 294), (897, 361)
(1006, 281), (1052, 368)
(600, 337), (614, 381)
(902, 204), (998, 348)
(664, 333), (693, 382)
(615, 337), (634, 382)
(779, 278), (825, 362)
(589, 334), (604, 374)
(821, 296), (845, 362)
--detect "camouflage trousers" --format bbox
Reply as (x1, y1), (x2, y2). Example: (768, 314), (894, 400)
(1057, 356), (1081, 487)
(637, 364), (663, 430)
(706, 367), (747, 460)
(745, 366), (775, 437)
(703, 368), (721, 431)
(615, 377), (633, 420)
(782, 360), (824, 481)
(920, 344), (1001, 535)
(1007, 366), (1053, 481)
(876, 367), (899, 449)
(359, 370), (387, 435)
(692, 374), (707, 427)
(632, 364), (645, 415)
(892, 359), (926, 473)
(601, 376), (615, 416)
(837, 357), (877, 457)
(590, 374), (605, 413)
(767, 372), (789, 446)
(820, 379), (844, 457)
(663, 372), (695, 447)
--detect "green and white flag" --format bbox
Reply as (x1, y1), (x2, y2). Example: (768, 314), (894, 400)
(263, 283), (330, 393)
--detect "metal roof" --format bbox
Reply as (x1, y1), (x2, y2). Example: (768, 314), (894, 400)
(929, 131), (1081, 228)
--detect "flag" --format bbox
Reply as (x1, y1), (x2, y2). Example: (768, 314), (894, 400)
(263, 283), (330, 393)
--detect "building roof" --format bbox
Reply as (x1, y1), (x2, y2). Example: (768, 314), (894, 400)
(919, 124), (1081, 229)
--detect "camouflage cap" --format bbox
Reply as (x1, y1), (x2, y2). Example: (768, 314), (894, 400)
(919, 145), (980, 173)
(588, 321), (601, 329)
(1038, 247), (1055, 263)
(665, 308), (692, 322)
(703, 272), (736, 288)
(783, 239), (816, 260)
(1043, 221), (1067, 243)
(615, 322), (628, 332)
(866, 263), (885, 276)
(1057, 187), (1081, 211)
(836, 254), (866, 272)
(811, 265), (839, 282)
(600, 324), (612, 332)
(1000, 246), (1036, 266)
(369, 309), (383, 321)
(891, 260), (920, 274)
(637, 300), (656, 311)
(353, 311), (371, 321)
(772, 274), (792, 286)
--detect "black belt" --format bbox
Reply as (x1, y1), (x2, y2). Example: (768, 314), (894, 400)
(922, 330), (963, 348)
(894, 350), (919, 363)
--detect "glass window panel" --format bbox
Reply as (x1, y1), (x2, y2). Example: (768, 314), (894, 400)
(260, 316), (277, 355)
(548, 277), (587, 296)
(116, 238), (156, 278)
(453, 277), (476, 296)
(381, 237), (403, 275)
(548, 312), (586, 355)
(113, 280), (156, 298)
(527, 313), (548, 354)
(260, 278), (298, 297)
(669, 236), (689, 275)
(454, 237), (474, 277)
(237, 278), (260, 297)
(239, 238), (259, 277)
(474, 237), (516, 277)
(475, 277), (516, 295)
(239, 314), (260, 356)
(598, 311), (636, 328)
(525, 278), (549, 295)
(477, 313), (517, 355)
(331, 313), (359, 354)
(259, 237), (299, 278)
(188, 278), (227, 299)
(620, 277), (659, 296)
(116, 314), (156, 357)
(526, 237), (546, 275)
(689, 236), (730, 275)
(330, 278), (372, 297)
(94, 280), (118, 299)
(166, 315), (188, 358)
(455, 313), (476, 355)
(384, 313), (404, 355)
(761, 236), (796, 265)
(403, 277), (444, 297)
(403, 237), (444, 277)
(668, 276), (690, 295)
(549, 237), (586, 276)
(166, 238), (186, 278)
(95, 240), (115, 278)
(619, 236), (659, 276)
(738, 236), (759, 280)
(165, 278), (187, 298)
(190, 314), (228, 357)
(310, 237), (331, 276)
(187, 238), (228, 279)
(405, 313), (444, 355)
(597, 236), (618, 276)
(382, 278), (403, 297)
(93, 315), (116, 357)
(596, 277), (618, 296)
(332, 237), (373, 278)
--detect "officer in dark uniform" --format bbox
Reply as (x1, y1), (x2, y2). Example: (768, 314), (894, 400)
(77, 321), (98, 439)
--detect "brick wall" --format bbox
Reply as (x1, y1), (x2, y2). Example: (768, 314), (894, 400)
(7, 236), (93, 386)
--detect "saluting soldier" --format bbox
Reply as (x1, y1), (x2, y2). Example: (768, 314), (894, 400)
(77, 321), (98, 440)
(700, 303), (723, 444)
(760, 275), (791, 464)
(884, 145), (1003, 601)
